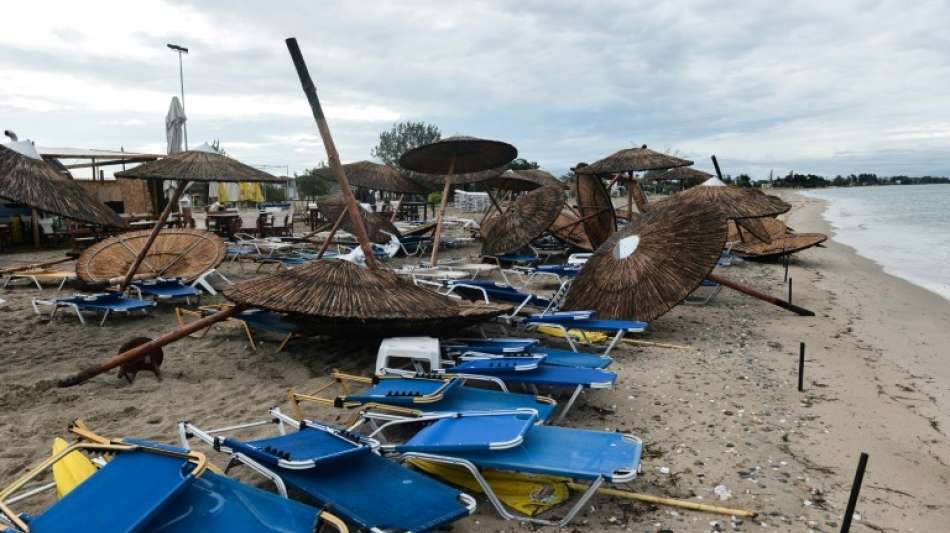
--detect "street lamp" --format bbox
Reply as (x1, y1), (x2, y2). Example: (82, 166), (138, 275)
(166, 43), (189, 149)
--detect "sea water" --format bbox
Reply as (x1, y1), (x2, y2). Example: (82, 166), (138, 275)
(802, 184), (950, 300)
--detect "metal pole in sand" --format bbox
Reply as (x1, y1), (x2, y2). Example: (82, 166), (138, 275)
(840, 453), (869, 533)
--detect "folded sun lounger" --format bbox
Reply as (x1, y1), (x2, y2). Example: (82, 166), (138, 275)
(179, 409), (474, 532)
(0, 437), (346, 533)
(353, 409), (643, 527)
(289, 371), (558, 423)
(32, 291), (156, 326)
(445, 337), (613, 369)
(523, 313), (648, 356)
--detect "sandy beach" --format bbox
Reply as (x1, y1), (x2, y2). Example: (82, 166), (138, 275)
(1, 193), (948, 532)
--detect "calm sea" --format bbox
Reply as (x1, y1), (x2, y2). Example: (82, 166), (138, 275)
(802, 184), (950, 300)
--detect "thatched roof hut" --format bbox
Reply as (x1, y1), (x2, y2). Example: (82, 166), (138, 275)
(0, 144), (125, 227)
(577, 145), (692, 175)
(561, 199), (728, 322)
(115, 150), (285, 183)
(223, 259), (511, 336)
(76, 229), (226, 283)
(481, 185), (565, 255)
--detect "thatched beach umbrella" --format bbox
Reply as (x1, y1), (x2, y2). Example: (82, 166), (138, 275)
(644, 166), (714, 187)
(561, 200), (728, 322)
(76, 228), (225, 284)
(399, 135), (517, 265)
(728, 219), (827, 260)
(113, 150), (283, 291)
(0, 144), (125, 233)
(318, 193), (401, 244)
(575, 174), (616, 248)
(548, 206), (594, 252)
(223, 258), (510, 335)
(577, 145), (693, 219)
(316, 160), (429, 195)
(481, 184), (565, 256)
(480, 169), (565, 192)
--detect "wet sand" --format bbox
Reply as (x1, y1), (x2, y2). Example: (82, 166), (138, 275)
(0, 196), (947, 531)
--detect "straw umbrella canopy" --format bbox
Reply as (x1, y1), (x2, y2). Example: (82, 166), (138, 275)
(76, 228), (226, 284)
(548, 207), (593, 252)
(315, 160), (430, 194)
(561, 199), (728, 322)
(0, 144), (125, 228)
(648, 177), (790, 243)
(318, 193), (400, 244)
(479, 169), (565, 192)
(644, 166), (713, 187)
(113, 150), (283, 291)
(728, 219), (827, 260)
(481, 184), (565, 256)
(576, 145), (693, 176)
(399, 136), (517, 265)
(574, 174), (616, 248)
(223, 259), (511, 336)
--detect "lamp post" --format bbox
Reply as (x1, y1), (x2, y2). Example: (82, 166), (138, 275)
(166, 43), (189, 149)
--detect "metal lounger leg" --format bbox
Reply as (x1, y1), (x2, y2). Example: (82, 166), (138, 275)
(31, 276), (41, 290)
(554, 384), (584, 425)
(67, 303), (85, 325)
(603, 329), (625, 356)
(99, 309), (110, 327)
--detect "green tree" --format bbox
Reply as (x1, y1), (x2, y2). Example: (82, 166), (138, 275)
(295, 164), (336, 199)
(507, 158), (540, 170)
(735, 174), (753, 187)
(372, 121), (441, 166)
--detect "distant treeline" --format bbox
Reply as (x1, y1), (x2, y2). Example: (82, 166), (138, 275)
(720, 173), (950, 189)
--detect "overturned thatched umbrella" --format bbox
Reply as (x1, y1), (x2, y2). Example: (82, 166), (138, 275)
(0, 143), (125, 232)
(577, 145), (693, 221)
(729, 219), (827, 261)
(318, 193), (401, 244)
(575, 174), (616, 248)
(76, 228), (225, 284)
(548, 206), (594, 252)
(561, 199), (727, 322)
(399, 136), (517, 265)
(223, 258), (510, 335)
(113, 150), (283, 291)
(481, 184), (565, 256)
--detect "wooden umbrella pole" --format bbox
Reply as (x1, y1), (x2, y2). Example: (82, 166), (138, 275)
(317, 209), (348, 259)
(389, 193), (404, 222)
(286, 38), (378, 269)
(486, 190), (504, 214)
(298, 222), (332, 241)
(57, 305), (244, 387)
(605, 173), (623, 191)
(428, 160), (455, 266)
(0, 257), (73, 275)
(707, 273), (815, 316)
(629, 179), (649, 212)
(566, 482), (757, 519)
(118, 179), (189, 292)
(31, 208), (41, 248)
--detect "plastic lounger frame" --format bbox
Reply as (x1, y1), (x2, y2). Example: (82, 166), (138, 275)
(31, 295), (155, 327)
(175, 304), (297, 352)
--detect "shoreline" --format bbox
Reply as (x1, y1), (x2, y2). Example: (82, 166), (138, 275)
(798, 185), (950, 303)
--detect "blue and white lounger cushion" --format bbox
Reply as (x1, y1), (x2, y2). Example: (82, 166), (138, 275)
(31, 291), (156, 326)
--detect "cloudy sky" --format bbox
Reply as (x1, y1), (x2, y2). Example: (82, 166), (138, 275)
(2, 0), (949, 179)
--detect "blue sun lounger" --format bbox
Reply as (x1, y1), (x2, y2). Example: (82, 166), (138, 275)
(352, 409), (644, 527)
(131, 277), (201, 305)
(0, 439), (345, 533)
(445, 280), (555, 315)
(179, 409), (475, 532)
(445, 337), (613, 369)
(523, 312), (648, 356)
(31, 291), (156, 326)
(289, 371), (558, 423)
